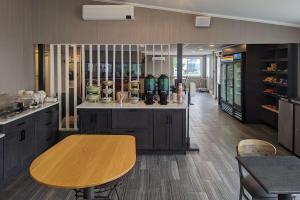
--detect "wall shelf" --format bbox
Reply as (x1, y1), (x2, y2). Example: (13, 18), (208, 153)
(261, 105), (279, 114)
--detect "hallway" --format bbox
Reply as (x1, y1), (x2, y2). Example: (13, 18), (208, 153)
(0, 93), (284, 200)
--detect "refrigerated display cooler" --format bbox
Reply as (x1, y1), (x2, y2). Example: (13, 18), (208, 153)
(219, 52), (245, 121)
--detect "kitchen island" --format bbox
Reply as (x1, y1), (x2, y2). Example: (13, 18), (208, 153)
(77, 101), (187, 153)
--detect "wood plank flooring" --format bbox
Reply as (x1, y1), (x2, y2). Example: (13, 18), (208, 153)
(0, 93), (288, 200)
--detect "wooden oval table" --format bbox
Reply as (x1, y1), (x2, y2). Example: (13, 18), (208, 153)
(30, 135), (136, 199)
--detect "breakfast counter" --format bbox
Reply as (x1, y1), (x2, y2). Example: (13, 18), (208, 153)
(76, 101), (187, 110)
(0, 102), (59, 125)
(77, 101), (187, 153)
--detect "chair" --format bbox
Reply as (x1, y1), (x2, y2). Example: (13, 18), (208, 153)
(237, 139), (277, 200)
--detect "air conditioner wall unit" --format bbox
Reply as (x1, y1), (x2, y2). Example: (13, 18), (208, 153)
(82, 5), (135, 20)
(195, 16), (211, 27)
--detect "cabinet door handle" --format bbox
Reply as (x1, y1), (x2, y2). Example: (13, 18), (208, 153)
(19, 130), (26, 141)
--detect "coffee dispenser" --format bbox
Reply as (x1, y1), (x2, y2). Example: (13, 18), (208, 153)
(144, 75), (156, 105)
(158, 74), (169, 105)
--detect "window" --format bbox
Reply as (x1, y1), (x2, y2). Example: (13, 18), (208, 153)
(173, 57), (201, 77)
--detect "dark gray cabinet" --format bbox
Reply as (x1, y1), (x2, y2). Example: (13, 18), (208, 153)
(111, 109), (153, 150)
(294, 105), (300, 156)
(79, 108), (186, 152)
(110, 129), (153, 150)
(154, 111), (170, 150)
(170, 111), (185, 150)
(0, 104), (58, 185)
(278, 100), (294, 151)
(154, 110), (185, 150)
(35, 106), (58, 155)
(3, 117), (35, 182)
(112, 109), (152, 129)
(80, 110), (111, 133)
(0, 135), (4, 185)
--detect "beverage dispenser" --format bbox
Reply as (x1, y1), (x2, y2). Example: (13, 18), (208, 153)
(158, 74), (169, 105)
(144, 75), (156, 105)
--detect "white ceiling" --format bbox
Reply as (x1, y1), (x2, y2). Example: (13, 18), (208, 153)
(97, 0), (300, 27)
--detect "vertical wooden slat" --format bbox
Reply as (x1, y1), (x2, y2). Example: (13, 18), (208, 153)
(81, 45), (85, 101)
(137, 45), (139, 81)
(113, 44), (116, 101)
(129, 44), (131, 82)
(57, 45), (62, 130)
(89, 44), (93, 86)
(121, 44), (124, 92)
(73, 45), (78, 129)
(152, 44), (155, 75)
(65, 44), (69, 129)
(105, 44), (108, 80)
(168, 44), (171, 100)
(49, 44), (55, 97)
(97, 44), (100, 87)
(145, 45), (147, 76)
(161, 44), (163, 74)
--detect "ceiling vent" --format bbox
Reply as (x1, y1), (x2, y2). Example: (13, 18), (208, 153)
(82, 5), (135, 21)
(195, 16), (211, 27)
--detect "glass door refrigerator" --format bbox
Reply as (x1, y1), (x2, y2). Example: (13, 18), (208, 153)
(219, 53), (245, 121)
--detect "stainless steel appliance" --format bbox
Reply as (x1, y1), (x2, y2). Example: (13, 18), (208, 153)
(278, 99), (294, 151)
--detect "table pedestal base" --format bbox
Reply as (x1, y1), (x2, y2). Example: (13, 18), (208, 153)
(83, 187), (95, 199)
(278, 194), (293, 200)
(75, 183), (120, 200)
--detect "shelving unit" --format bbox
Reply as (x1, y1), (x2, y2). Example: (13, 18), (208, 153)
(260, 44), (298, 129)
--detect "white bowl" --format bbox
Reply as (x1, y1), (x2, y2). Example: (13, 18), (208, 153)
(130, 97), (139, 104)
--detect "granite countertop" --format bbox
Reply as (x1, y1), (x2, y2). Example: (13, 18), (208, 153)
(77, 101), (188, 109)
(0, 102), (59, 125)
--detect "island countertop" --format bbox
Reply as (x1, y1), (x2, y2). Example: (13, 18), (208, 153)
(77, 101), (188, 109)
(0, 102), (59, 125)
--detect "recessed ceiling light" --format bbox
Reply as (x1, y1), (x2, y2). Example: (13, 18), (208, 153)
(209, 44), (215, 47)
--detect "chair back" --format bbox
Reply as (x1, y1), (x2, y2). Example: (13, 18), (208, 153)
(237, 139), (277, 180)
(237, 139), (277, 156)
